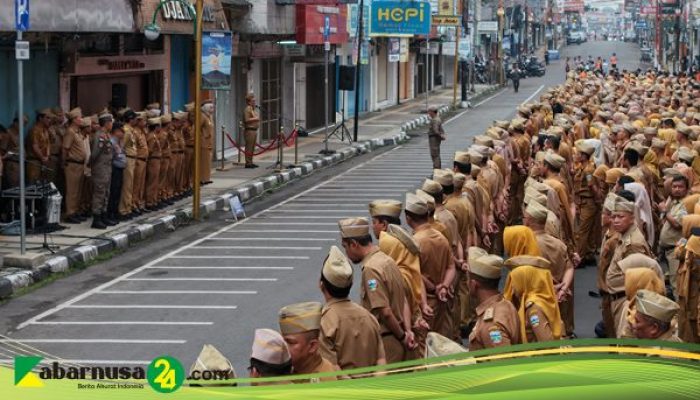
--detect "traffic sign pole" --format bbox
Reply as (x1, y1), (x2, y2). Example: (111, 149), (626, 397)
(15, 0), (29, 255)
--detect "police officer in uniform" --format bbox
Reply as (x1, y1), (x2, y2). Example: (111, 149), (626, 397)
(467, 248), (521, 350)
(89, 112), (114, 229)
(318, 245), (387, 371)
(278, 302), (339, 382)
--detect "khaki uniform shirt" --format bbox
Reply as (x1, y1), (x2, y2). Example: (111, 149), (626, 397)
(435, 207), (460, 250)
(524, 302), (555, 343)
(360, 249), (406, 336)
(244, 106), (260, 130)
(319, 298), (386, 371)
(413, 224), (452, 292)
(573, 161), (595, 204)
(292, 354), (339, 383)
(122, 124), (138, 157)
(28, 123), (50, 160)
(444, 195), (470, 245)
(534, 230), (571, 283)
(135, 127), (149, 159)
(659, 199), (687, 248)
(63, 126), (87, 162)
(49, 124), (64, 156)
(202, 113), (214, 150)
(605, 225), (653, 294)
(598, 230), (619, 292)
(147, 130), (162, 158)
(469, 294), (521, 351)
(159, 127), (171, 157)
(428, 116), (444, 138)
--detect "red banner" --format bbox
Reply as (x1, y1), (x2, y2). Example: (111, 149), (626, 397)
(295, 4), (349, 45)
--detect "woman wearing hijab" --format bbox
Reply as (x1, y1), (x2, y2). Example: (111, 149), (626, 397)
(503, 261), (563, 343)
(624, 182), (655, 247)
(503, 225), (541, 257)
(615, 257), (666, 338)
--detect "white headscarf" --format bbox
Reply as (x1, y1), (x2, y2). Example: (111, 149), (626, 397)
(624, 182), (655, 246)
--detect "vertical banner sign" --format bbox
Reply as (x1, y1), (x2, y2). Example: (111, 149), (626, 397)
(388, 38), (400, 62)
(399, 37), (409, 62)
(16, 0), (30, 31)
(360, 40), (370, 64)
(202, 31), (233, 90)
(370, 0), (432, 36)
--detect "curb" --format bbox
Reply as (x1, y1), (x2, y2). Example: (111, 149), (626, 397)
(0, 106), (455, 299)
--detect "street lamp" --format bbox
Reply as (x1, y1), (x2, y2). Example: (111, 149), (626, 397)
(145, 0), (204, 220)
(497, 5), (505, 85)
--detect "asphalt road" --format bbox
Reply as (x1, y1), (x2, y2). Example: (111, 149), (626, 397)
(0, 40), (642, 374)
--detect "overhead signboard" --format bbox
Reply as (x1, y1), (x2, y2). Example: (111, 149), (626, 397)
(432, 15), (460, 26)
(370, 0), (432, 36)
(478, 21), (498, 33)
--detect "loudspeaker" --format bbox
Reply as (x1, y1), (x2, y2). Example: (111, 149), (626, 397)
(111, 83), (128, 109)
(338, 65), (356, 91)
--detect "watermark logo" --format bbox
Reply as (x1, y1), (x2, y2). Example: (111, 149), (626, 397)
(146, 355), (185, 393)
(14, 356), (44, 387)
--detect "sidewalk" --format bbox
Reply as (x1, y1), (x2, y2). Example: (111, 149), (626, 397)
(0, 84), (498, 298)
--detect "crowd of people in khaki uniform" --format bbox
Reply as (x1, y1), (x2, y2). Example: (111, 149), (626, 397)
(0, 101), (215, 229)
(236, 69), (700, 383)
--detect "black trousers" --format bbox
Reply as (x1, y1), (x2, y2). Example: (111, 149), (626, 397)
(107, 167), (124, 217)
(513, 79), (520, 92)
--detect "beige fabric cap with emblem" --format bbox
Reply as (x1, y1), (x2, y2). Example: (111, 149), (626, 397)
(524, 201), (549, 223)
(544, 152), (566, 169)
(635, 289), (680, 323)
(189, 344), (236, 383)
(454, 151), (471, 165)
(251, 328), (291, 365)
(422, 179), (443, 196)
(470, 254), (504, 279)
(68, 107), (82, 120)
(278, 301), (323, 335)
(425, 332), (467, 359)
(338, 217), (370, 238)
(415, 190), (436, 212)
(405, 192), (429, 216)
(575, 140), (596, 156)
(617, 253), (664, 279)
(603, 192), (619, 212)
(369, 199), (402, 219)
(322, 245), (353, 288)
(613, 196), (635, 213)
(433, 169), (454, 187)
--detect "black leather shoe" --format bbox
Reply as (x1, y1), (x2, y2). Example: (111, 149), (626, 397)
(66, 215), (82, 224)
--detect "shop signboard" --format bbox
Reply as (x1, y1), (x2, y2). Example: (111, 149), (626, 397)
(370, 0), (431, 36)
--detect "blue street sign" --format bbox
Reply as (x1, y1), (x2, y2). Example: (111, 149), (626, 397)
(323, 15), (330, 40)
(15, 0), (30, 31)
(370, 0), (431, 36)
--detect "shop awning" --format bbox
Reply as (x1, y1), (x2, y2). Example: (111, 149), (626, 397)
(0, 0), (134, 32)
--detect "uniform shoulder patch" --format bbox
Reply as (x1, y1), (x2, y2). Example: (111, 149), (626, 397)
(488, 328), (503, 344)
(529, 313), (541, 328)
(367, 279), (378, 291)
(483, 307), (494, 321)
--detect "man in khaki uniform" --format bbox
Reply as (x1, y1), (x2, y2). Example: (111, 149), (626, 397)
(27, 109), (52, 183)
(89, 112), (114, 229)
(338, 217), (414, 364)
(658, 175), (689, 298)
(508, 119), (530, 224)
(171, 112), (187, 197)
(524, 200), (575, 337)
(573, 141), (599, 265)
(145, 117), (162, 210)
(119, 109), (140, 219)
(605, 194), (653, 332)
(243, 93), (260, 168)
(183, 103), (195, 192)
(542, 152), (576, 255)
(158, 113), (173, 205)
(200, 101), (214, 183)
(62, 108), (86, 223)
(318, 246), (386, 371)
(631, 289), (682, 342)
(678, 231), (700, 343)
(132, 112), (149, 213)
(248, 328), (293, 383)
(1, 115), (27, 188)
(467, 249), (521, 350)
(427, 106), (446, 169)
(48, 108), (65, 188)
(405, 192), (455, 338)
(278, 302), (339, 382)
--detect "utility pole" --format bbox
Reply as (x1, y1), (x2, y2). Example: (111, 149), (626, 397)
(352, 0), (364, 143)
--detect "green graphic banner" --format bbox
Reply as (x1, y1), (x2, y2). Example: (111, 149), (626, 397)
(3, 339), (700, 399)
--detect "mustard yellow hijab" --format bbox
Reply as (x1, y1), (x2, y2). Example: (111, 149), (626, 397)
(504, 225), (541, 257)
(643, 150), (660, 178)
(503, 265), (562, 342)
(624, 268), (665, 302)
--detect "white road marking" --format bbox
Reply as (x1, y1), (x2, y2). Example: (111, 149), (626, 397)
(68, 305), (238, 309)
(172, 255), (309, 259)
(124, 278), (278, 282)
(98, 290), (257, 294)
(251, 216), (352, 220)
(223, 229), (337, 233)
(192, 245), (322, 250)
(146, 266), (294, 270)
(0, 339), (187, 344)
(0, 359), (151, 365)
(28, 321), (213, 326)
(313, 189), (406, 192)
(16, 147), (401, 330)
(521, 84), (545, 105)
(262, 210), (366, 213)
(240, 222), (337, 226)
(205, 237), (335, 241)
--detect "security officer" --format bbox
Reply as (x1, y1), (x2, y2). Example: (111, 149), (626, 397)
(89, 111), (114, 229)
(318, 245), (386, 371)
(243, 93), (260, 168)
(132, 111), (149, 214)
(338, 217), (414, 364)
(467, 248), (521, 350)
(278, 302), (339, 382)
(119, 109), (140, 219)
(62, 108), (86, 223)
(27, 108), (52, 184)
(427, 106), (445, 169)
(632, 289), (682, 342)
(201, 100), (214, 183)
(145, 117), (162, 210)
